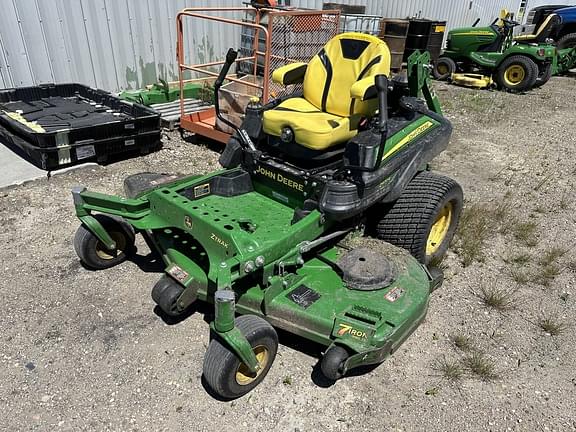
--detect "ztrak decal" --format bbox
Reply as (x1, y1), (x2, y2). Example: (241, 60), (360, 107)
(210, 233), (229, 249)
(255, 166), (305, 192)
(337, 323), (368, 340)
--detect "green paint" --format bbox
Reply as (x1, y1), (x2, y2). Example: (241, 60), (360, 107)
(120, 81), (203, 106)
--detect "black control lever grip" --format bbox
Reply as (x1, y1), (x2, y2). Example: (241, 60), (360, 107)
(215, 48), (238, 88)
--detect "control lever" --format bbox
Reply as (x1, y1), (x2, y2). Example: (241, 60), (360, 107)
(374, 74), (389, 167)
(214, 48), (257, 151)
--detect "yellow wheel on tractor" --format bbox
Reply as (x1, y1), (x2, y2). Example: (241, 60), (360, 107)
(503, 64), (525, 86)
(496, 55), (538, 92)
(433, 57), (457, 81)
(426, 202), (453, 256)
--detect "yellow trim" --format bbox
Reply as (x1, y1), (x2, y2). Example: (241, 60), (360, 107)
(235, 346), (269, 386)
(383, 121), (434, 160)
(6, 111), (46, 133)
(426, 202), (453, 255)
(453, 31), (494, 36)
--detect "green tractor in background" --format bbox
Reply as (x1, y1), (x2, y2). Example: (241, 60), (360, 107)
(433, 11), (556, 91)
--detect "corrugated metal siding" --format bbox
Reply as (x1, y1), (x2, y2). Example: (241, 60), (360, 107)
(0, 0), (524, 92)
(0, 0), (244, 91)
(293, 0), (522, 31)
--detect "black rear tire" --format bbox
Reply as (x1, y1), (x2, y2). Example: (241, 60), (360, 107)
(372, 171), (463, 265)
(495, 55), (538, 92)
(321, 346), (349, 381)
(73, 215), (135, 270)
(433, 57), (457, 80)
(151, 275), (185, 316)
(533, 63), (552, 88)
(558, 33), (576, 49)
(203, 315), (278, 400)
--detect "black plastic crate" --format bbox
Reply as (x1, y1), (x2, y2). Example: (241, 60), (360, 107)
(0, 123), (161, 171)
(0, 83), (161, 169)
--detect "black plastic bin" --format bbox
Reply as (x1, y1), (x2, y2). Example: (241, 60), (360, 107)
(0, 83), (161, 170)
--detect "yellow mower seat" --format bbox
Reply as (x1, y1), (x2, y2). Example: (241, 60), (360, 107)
(263, 32), (391, 151)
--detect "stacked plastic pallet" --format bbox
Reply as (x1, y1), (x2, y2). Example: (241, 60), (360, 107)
(0, 83), (161, 170)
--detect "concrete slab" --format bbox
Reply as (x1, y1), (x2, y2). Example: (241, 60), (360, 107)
(0, 138), (98, 189)
(0, 139), (46, 188)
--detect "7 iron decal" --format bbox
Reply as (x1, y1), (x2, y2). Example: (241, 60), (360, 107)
(337, 323), (368, 339)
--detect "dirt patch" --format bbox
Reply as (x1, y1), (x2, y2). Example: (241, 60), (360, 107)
(1, 77), (575, 431)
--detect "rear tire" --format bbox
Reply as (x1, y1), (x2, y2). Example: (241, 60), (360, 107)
(495, 55), (538, 92)
(433, 57), (457, 80)
(203, 315), (278, 400)
(372, 171), (463, 265)
(558, 33), (576, 49)
(73, 215), (135, 270)
(533, 63), (552, 88)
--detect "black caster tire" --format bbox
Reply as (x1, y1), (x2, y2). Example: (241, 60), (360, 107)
(433, 57), (457, 81)
(73, 215), (135, 270)
(373, 171), (463, 265)
(203, 315), (278, 400)
(151, 275), (185, 316)
(321, 346), (349, 381)
(495, 55), (538, 92)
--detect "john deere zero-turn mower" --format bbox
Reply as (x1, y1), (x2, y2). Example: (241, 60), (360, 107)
(434, 14), (556, 91)
(72, 33), (463, 399)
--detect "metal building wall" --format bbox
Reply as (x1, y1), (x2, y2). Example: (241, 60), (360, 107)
(292, 0), (522, 30)
(0, 0), (243, 92)
(0, 0), (523, 93)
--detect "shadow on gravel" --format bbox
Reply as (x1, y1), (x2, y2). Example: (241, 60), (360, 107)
(152, 303), (203, 325)
(179, 131), (224, 155)
(129, 252), (165, 273)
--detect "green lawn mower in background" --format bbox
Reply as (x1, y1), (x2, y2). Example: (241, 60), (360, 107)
(434, 14), (556, 91)
(71, 33), (463, 399)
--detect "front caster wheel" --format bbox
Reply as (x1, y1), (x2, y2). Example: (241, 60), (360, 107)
(321, 346), (349, 381)
(151, 275), (185, 316)
(73, 215), (135, 270)
(203, 315), (278, 400)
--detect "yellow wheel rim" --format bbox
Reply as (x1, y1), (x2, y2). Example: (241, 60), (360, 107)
(437, 64), (448, 75)
(235, 345), (269, 386)
(426, 203), (453, 256)
(95, 232), (127, 260)
(503, 65), (525, 86)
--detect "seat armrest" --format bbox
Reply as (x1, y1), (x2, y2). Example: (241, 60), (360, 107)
(272, 63), (308, 85)
(350, 77), (377, 100)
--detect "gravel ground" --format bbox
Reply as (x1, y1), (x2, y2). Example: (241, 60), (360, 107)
(1, 76), (575, 432)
